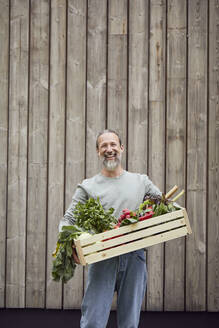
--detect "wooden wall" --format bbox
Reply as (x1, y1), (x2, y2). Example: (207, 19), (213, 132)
(0, 0), (218, 311)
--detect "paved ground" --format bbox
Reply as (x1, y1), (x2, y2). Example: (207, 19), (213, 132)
(0, 309), (218, 328)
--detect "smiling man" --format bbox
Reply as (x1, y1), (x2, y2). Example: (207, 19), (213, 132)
(59, 129), (162, 328)
(97, 130), (124, 175)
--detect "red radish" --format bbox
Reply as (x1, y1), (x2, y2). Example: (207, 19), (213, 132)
(139, 211), (154, 221)
(123, 209), (130, 214)
(118, 214), (125, 222)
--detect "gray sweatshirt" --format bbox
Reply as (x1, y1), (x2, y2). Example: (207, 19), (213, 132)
(59, 170), (162, 232)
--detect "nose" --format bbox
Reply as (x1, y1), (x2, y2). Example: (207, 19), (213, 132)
(106, 144), (113, 152)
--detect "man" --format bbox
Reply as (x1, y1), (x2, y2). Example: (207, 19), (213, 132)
(59, 129), (162, 328)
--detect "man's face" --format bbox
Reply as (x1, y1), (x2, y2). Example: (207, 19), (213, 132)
(97, 133), (124, 171)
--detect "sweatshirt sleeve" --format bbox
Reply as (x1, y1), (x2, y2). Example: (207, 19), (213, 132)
(58, 184), (88, 232)
(144, 175), (182, 208)
(144, 175), (162, 198)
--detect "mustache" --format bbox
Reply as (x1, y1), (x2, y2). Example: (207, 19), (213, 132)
(104, 151), (117, 158)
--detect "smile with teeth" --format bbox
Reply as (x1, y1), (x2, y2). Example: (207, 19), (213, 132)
(105, 153), (117, 159)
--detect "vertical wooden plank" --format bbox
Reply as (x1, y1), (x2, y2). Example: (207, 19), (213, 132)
(63, 0), (87, 309)
(6, 0), (29, 308)
(0, 0), (9, 308)
(208, 0), (219, 312)
(165, 0), (187, 311)
(26, 0), (49, 308)
(108, 0), (128, 309)
(128, 0), (149, 174)
(147, 0), (166, 311)
(86, 0), (107, 179)
(83, 0), (107, 309)
(186, 0), (207, 311)
(128, 0), (149, 311)
(108, 0), (128, 170)
(46, 0), (66, 309)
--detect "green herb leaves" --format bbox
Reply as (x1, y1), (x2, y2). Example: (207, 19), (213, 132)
(52, 198), (116, 283)
(73, 197), (117, 234)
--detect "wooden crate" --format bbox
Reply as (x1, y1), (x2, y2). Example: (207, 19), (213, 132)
(74, 208), (192, 265)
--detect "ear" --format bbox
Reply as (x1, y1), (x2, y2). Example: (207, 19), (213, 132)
(120, 144), (124, 153)
(96, 148), (100, 156)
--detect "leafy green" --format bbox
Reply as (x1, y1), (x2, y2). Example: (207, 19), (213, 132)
(52, 198), (116, 283)
(153, 201), (169, 216)
(142, 194), (180, 217)
(73, 197), (117, 233)
(138, 200), (153, 212)
(52, 225), (83, 283)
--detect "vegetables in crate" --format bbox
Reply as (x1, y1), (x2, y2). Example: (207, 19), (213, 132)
(73, 197), (117, 233)
(140, 185), (184, 218)
(52, 186), (185, 282)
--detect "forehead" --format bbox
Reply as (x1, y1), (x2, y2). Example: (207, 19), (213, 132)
(98, 133), (120, 145)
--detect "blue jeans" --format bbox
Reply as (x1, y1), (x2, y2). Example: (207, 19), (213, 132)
(80, 249), (147, 328)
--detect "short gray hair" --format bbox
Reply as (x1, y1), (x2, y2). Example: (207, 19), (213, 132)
(96, 129), (122, 149)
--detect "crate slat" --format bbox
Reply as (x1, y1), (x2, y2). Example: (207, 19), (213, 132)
(85, 226), (189, 265)
(78, 209), (185, 246)
(74, 239), (86, 266)
(74, 208), (192, 265)
(182, 208), (192, 234)
(83, 217), (186, 255)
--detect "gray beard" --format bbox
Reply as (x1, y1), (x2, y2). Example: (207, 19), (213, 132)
(102, 154), (122, 171)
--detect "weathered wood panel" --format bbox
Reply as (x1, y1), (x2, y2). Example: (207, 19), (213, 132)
(186, 0), (208, 311)
(0, 0), (9, 308)
(147, 0), (166, 311)
(128, 0), (149, 174)
(108, 0), (128, 310)
(84, 0), (108, 306)
(86, 0), (107, 179)
(63, 0), (87, 309)
(128, 0), (149, 310)
(26, 0), (49, 308)
(208, 0), (219, 312)
(1, 0), (218, 312)
(46, 0), (66, 309)
(6, 0), (29, 308)
(165, 0), (187, 311)
(108, 0), (128, 170)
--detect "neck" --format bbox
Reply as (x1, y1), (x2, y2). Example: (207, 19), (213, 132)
(101, 166), (124, 178)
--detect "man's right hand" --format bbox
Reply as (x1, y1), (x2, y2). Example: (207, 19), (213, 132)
(72, 245), (81, 264)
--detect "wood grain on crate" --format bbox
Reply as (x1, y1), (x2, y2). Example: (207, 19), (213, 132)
(75, 209), (192, 266)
